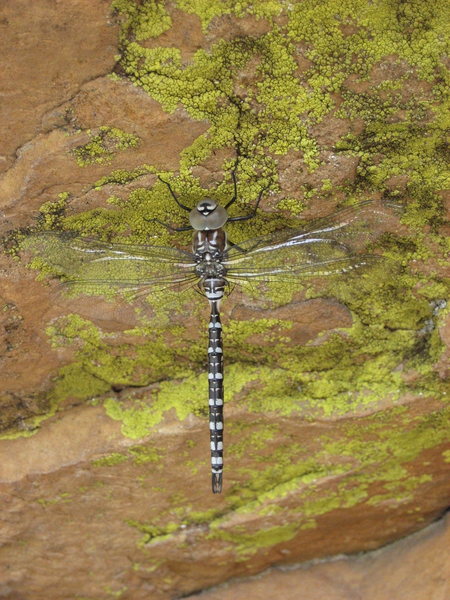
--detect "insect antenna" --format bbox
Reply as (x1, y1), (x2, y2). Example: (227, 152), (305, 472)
(158, 176), (192, 212)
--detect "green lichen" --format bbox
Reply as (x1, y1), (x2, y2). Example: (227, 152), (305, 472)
(92, 444), (161, 468)
(129, 444), (161, 464)
(36, 492), (72, 507)
(36, 192), (70, 228)
(115, 27), (327, 178)
(227, 422), (279, 459)
(367, 474), (433, 505)
(72, 126), (140, 167)
(288, 0), (448, 82)
(112, 0), (172, 40)
(93, 165), (154, 189)
(93, 404), (449, 560)
(110, 0), (449, 220)
(92, 452), (129, 467)
(42, 313), (197, 414)
(201, 405), (449, 556)
(254, 405), (450, 507)
(275, 196), (307, 216)
(176, 0), (283, 31)
(208, 522), (299, 557)
(103, 585), (128, 599)
(126, 519), (179, 546)
(103, 362), (257, 439)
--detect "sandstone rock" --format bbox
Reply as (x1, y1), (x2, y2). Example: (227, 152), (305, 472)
(0, 1), (448, 599)
(191, 512), (450, 600)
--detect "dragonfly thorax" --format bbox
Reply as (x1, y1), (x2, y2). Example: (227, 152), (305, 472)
(194, 230), (227, 280)
(193, 228), (227, 256)
(189, 199), (228, 230)
(194, 253), (227, 279)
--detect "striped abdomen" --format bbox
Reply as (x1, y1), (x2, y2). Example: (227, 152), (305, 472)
(204, 278), (225, 494)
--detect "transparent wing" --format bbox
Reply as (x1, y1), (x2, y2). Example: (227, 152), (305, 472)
(226, 200), (400, 257)
(224, 200), (398, 282)
(23, 231), (198, 292)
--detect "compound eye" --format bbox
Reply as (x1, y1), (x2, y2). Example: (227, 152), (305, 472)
(197, 200), (217, 215)
(189, 202), (228, 230)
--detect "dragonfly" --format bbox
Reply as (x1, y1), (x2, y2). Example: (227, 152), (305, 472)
(24, 173), (399, 494)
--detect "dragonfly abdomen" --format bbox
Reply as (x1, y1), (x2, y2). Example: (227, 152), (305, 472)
(205, 278), (225, 494)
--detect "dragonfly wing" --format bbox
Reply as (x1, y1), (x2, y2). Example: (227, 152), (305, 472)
(23, 231), (197, 290)
(226, 200), (401, 259)
(225, 246), (383, 283)
(224, 200), (399, 283)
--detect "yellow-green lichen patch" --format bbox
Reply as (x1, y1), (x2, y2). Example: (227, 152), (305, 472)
(128, 444), (161, 464)
(102, 375), (206, 440)
(72, 127), (140, 167)
(103, 362), (260, 439)
(288, 0), (448, 83)
(92, 452), (129, 467)
(126, 519), (179, 546)
(367, 474), (433, 506)
(208, 522), (299, 558)
(93, 165), (154, 189)
(225, 318), (293, 363)
(306, 409), (450, 510)
(210, 405), (450, 537)
(44, 314), (194, 411)
(114, 14), (332, 181)
(233, 261), (442, 420)
(117, 406), (449, 559)
(235, 449), (343, 505)
(47, 362), (112, 410)
(36, 192), (70, 229)
(176, 0), (283, 32)
(103, 584), (128, 599)
(227, 421), (279, 460)
(92, 444), (161, 468)
(111, 0), (449, 227)
(112, 0), (172, 40)
(36, 492), (72, 507)
(58, 173), (253, 247)
(275, 195), (307, 216)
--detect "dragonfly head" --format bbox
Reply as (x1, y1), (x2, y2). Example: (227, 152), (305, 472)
(190, 199), (228, 231)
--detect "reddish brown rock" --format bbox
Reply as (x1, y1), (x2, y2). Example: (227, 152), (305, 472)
(0, 2), (448, 600)
(231, 298), (352, 346)
(0, 0), (118, 172)
(192, 512), (450, 600)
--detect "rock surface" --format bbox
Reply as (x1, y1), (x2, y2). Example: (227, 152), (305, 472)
(191, 512), (450, 600)
(0, 1), (449, 599)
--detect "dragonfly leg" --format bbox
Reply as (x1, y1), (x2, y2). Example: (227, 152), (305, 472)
(227, 181), (271, 223)
(224, 280), (235, 296)
(224, 164), (239, 210)
(227, 239), (247, 253)
(145, 217), (193, 233)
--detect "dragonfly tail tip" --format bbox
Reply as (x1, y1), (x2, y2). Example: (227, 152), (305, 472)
(212, 472), (222, 494)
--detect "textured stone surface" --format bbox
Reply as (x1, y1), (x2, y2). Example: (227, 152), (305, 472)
(0, 1), (449, 600)
(0, 0), (118, 172)
(192, 512), (450, 600)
